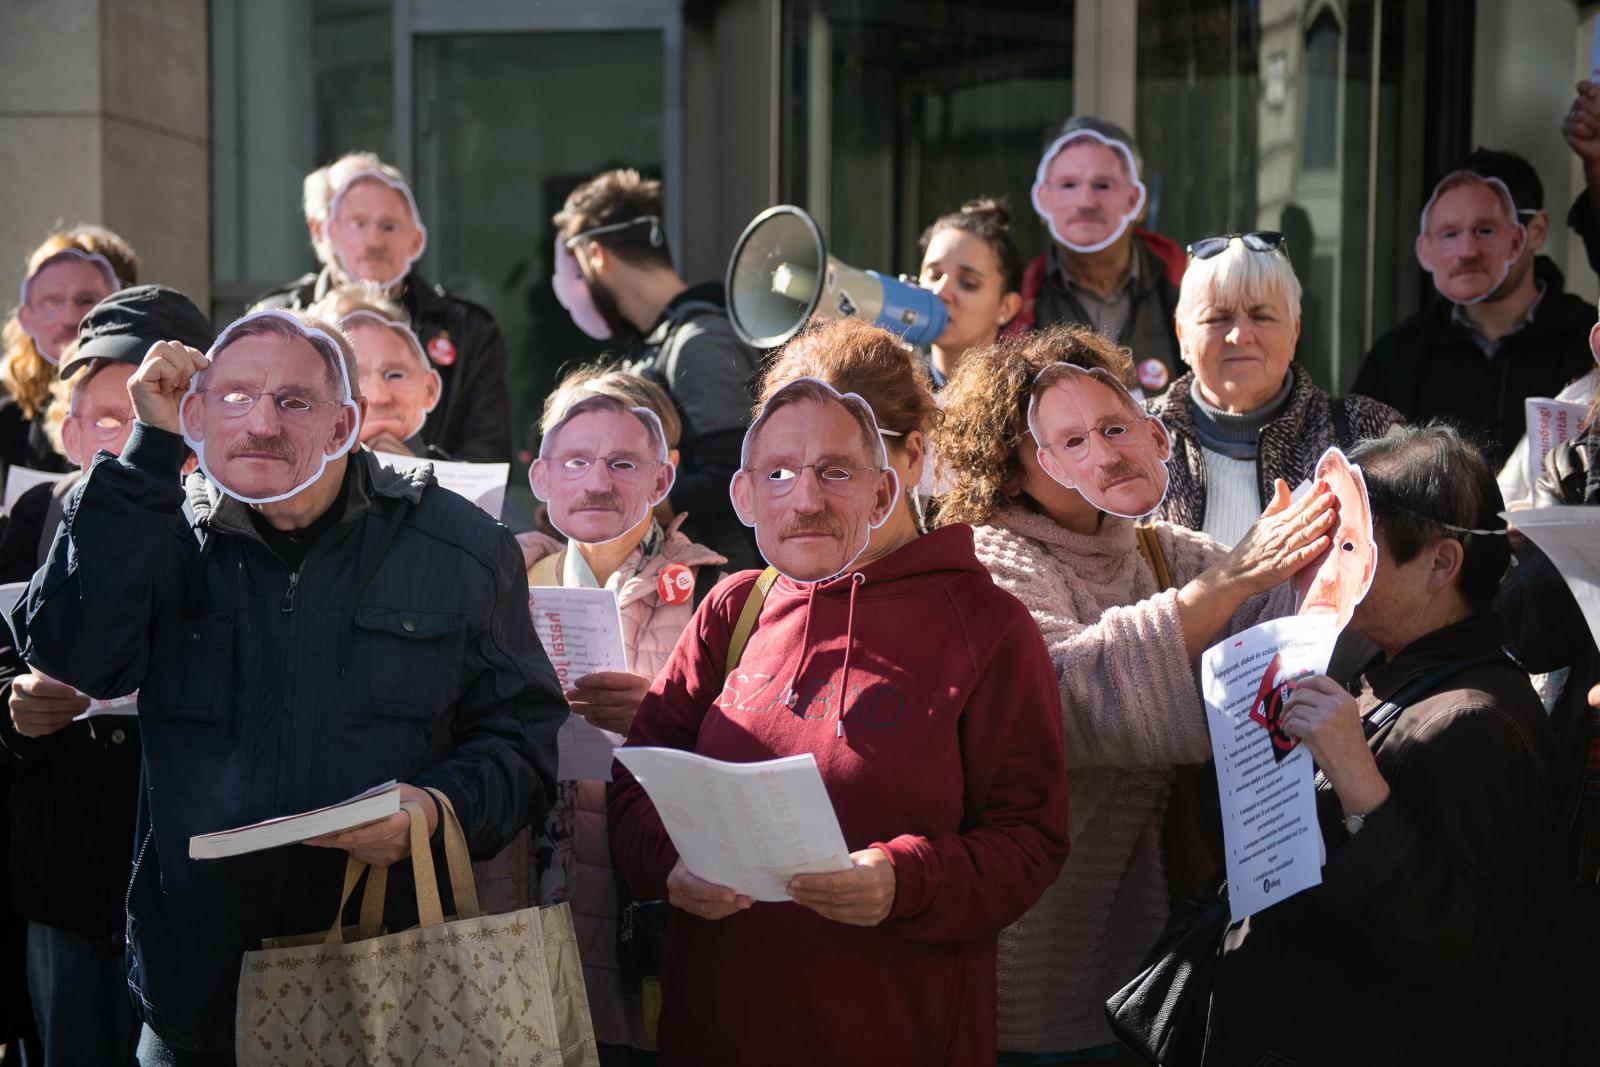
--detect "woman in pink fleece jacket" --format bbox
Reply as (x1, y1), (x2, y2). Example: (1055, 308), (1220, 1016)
(937, 324), (1336, 1063)
(609, 320), (1072, 1065)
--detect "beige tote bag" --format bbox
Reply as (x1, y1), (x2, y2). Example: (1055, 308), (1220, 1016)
(236, 788), (599, 1067)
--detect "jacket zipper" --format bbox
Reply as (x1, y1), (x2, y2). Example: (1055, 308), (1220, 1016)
(124, 827), (152, 949)
(275, 570), (300, 810)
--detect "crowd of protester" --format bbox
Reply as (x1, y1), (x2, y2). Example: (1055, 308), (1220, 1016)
(0, 77), (1598, 1067)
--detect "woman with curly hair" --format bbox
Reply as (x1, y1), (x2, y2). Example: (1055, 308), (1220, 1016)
(1, 226), (139, 474)
(937, 323), (1335, 1064)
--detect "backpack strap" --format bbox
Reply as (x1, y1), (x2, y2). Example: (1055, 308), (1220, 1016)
(724, 567), (779, 679)
(1135, 524), (1174, 592)
(1329, 395), (1352, 452)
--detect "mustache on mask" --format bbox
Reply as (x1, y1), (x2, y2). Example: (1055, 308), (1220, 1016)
(1097, 459), (1147, 490)
(572, 491), (623, 511)
(229, 434), (295, 462)
(779, 512), (844, 541)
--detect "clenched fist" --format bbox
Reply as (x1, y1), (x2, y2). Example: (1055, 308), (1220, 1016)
(128, 340), (210, 435)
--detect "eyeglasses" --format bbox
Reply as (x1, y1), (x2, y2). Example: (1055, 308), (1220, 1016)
(199, 389), (342, 419)
(68, 412), (126, 434)
(553, 454), (660, 481)
(1044, 422), (1135, 459)
(25, 293), (102, 316)
(1185, 231), (1288, 260)
(743, 463), (882, 496)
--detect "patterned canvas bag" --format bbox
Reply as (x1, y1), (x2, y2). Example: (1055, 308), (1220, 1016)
(236, 789), (599, 1066)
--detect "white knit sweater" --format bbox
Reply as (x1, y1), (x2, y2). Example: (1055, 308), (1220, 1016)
(974, 505), (1288, 1052)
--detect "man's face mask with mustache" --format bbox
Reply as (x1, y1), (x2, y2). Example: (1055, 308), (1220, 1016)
(180, 311), (362, 506)
(340, 310), (441, 444)
(326, 171), (428, 291)
(1415, 172), (1527, 307)
(1027, 361), (1172, 519)
(16, 249), (121, 364)
(530, 395), (676, 546)
(1032, 130), (1148, 254)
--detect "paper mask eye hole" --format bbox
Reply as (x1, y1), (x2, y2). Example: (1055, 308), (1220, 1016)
(562, 457), (591, 472)
(1061, 433), (1088, 451)
(819, 466), (855, 483)
(221, 391), (254, 407)
(278, 396), (313, 414)
(1341, 540), (1355, 552)
(767, 466), (798, 484)
(1102, 424), (1129, 440)
(93, 416), (123, 431)
(609, 458), (639, 474)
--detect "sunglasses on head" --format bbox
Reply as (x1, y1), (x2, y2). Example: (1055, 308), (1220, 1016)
(1185, 231), (1288, 260)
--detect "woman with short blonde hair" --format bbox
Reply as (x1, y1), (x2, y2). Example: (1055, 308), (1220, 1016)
(1150, 233), (1399, 545)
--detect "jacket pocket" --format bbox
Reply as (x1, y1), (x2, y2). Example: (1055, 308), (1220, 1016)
(353, 605), (464, 717)
(146, 612), (235, 722)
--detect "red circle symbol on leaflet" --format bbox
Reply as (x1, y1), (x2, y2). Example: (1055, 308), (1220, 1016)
(657, 563), (694, 605)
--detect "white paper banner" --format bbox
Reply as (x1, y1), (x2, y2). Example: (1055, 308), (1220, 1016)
(530, 585), (629, 781)
(376, 451), (509, 519)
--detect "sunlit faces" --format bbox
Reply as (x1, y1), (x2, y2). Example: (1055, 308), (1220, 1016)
(325, 171), (428, 290)
(180, 312), (361, 505)
(16, 250), (120, 364)
(919, 228), (1016, 350)
(530, 396), (675, 545)
(1292, 448), (1376, 632)
(1176, 285), (1300, 411)
(1031, 131), (1147, 254)
(1027, 363), (1171, 518)
(60, 361), (137, 469)
(730, 378), (900, 583)
(340, 311), (440, 443)
(1415, 172), (1526, 306)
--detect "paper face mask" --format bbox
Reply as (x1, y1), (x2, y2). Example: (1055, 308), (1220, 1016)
(729, 377), (901, 584)
(1031, 129), (1148, 254)
(1027, 362), (1171, 518)
(16, 249), (121, 364)
(530, 395), (676, 546)
(179, 310), (362, 505)
(326, 170), (428, 290)
(1415, 171), (1526, 307)
(552, 239), (611, 341)
(339, 310), (441, 443)
(1291, 448), (1376, 632)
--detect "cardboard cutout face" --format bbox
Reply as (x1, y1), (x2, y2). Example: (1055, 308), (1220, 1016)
(1027, 362), (1171, 518)
(1031, 130), (1148, 254)
(552, 239), (611, 340)
(326, 170), (428, 290)
(1415, 172), (1526, 306)
(179, 310), (361, 505)
(16, 249), (121, 364)
(730, 378), (900, 583)
(339, 310), (440, 443)
(530, 396), (676, 546)
(1291, 448), (1376, 632)
(60, 361), (137, 469)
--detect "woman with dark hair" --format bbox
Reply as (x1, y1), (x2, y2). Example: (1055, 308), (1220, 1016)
(918, 197), (1024, 386)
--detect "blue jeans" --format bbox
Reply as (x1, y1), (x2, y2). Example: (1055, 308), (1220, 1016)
(26, 921), (140, 1067)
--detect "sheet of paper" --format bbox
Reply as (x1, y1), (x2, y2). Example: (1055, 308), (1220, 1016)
(3, 466), (57, 511)
(1203, 615), (1340, 921)
(189, 781), (400, 859)
(0, 581), (27, 615)
(1524, 398), (1588, 493)
(1591, 13), (1600, 80)
(612, 748), (853, 901)
(531, 586), (630, 781)
(376, 451), (509, 519)
(1505, 506), (1600, 648)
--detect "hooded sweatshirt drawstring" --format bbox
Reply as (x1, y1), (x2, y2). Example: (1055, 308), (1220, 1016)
(783, 583), (819, 711)
(837, 571), (866, 738)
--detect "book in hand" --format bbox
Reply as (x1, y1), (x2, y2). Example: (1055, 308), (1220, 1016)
(188, 781), (402, 860)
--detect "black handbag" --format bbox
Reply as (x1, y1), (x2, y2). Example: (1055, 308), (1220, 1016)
(1104, 878), (1229, 1066)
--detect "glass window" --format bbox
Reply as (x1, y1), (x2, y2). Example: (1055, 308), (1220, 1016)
(782, 0), (1074, 276)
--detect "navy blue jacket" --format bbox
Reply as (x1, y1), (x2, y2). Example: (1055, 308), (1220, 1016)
(9, 424), (562, 1053)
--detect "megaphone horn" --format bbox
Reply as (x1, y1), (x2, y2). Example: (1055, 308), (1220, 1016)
(725, 205), (948, 350)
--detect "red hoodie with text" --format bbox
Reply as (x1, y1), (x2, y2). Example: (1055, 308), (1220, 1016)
(608, 524), (1071, 1066)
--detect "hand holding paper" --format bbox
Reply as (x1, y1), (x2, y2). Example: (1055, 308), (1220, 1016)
(787, 847), (896, 927)
(8, 673), (90, 737)
(1278, 675), (1390, 817)
(667, 858), (753, 920)
(305, 782), (439, 867)
(565, 670), (650, 736)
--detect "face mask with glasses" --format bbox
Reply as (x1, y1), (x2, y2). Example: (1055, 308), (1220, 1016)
(743, 462), (883, 495)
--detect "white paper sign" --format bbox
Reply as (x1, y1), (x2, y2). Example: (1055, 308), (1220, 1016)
(1506, 506), (1600, 648)
(1203, 615), (1340, 921)
(1523, 398), (1588, 493)
(530, 585), (630, 781)
(376, 451), (509, 519)
(3, 466), (57, 511)
(612, 748), (853, 901)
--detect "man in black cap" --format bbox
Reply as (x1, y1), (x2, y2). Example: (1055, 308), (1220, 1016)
(0, 285), (213, 1067)
(1353, 148), (1596, 466)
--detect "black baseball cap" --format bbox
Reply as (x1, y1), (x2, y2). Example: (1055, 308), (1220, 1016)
(59, 284), (215, 379)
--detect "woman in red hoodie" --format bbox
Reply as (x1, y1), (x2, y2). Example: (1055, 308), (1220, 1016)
(608, 318), (1071, 1065)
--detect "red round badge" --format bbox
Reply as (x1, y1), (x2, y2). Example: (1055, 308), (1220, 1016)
(1137, 358), (1170, 392)
(427, 334), (457, 366)
(657, 563), (694, 605)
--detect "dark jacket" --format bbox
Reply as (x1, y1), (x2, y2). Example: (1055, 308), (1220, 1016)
(0, 398), (71, 481)
(1567, 189), (1600, 278)
(1206, 617), (1561, 1067)
(1350, 257), (1594, 466)
(623, 281), (761, 572)
(1027, 236), (1183, 394)
(9, 425), (563, 1053)
(0, 469), (142, 947)
(1147, 363), (1401, 531)
(252, 267), (512, 463)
